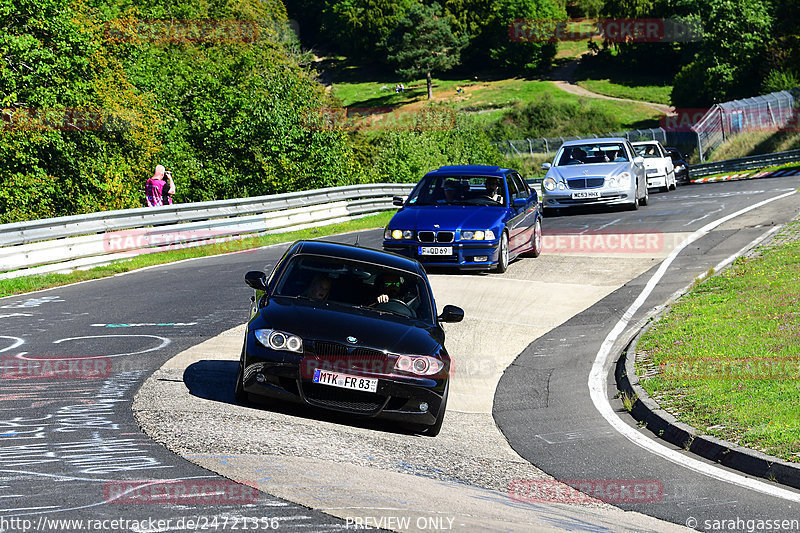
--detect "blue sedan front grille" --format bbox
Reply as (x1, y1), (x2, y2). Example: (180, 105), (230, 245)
(418, 231), (454, 243)
(567, 177), (605, 189)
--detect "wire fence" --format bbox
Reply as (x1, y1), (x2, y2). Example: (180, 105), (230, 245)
(692, 89), (798, 162)
(495, 87), (800, 164)
(494, 128), (669, 157)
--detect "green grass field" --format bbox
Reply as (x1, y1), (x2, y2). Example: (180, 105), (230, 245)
(636, 219), (800, 462)
(573, 59), (673, 105)
(330, 75), (662, 134)
(0, 212), (394, 298)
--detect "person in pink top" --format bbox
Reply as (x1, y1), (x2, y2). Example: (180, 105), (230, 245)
(145, 164), (176, 207)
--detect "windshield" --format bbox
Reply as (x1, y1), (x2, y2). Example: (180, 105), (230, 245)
(273, 254), (435, 323)
(633, 144), (662, 158)
(406, 175), (508, 206)
(556, 143), (628, 166)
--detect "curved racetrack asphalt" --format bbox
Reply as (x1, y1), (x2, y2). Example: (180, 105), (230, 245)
(1, 175), (799, 532)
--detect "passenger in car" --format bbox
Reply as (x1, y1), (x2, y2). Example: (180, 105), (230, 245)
(301, 274), (332, 300)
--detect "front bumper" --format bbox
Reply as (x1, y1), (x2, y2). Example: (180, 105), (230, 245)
(242, 336), (447, 426)
(542, 190), (633, 209)
(383, 240), (501, 270)
(646, 174), (667, 188)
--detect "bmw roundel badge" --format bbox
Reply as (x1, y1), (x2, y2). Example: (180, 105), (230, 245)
(346, 336), (358, 344)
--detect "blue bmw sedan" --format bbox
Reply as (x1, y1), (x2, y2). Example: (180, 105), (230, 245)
(382, 165), (542, 272)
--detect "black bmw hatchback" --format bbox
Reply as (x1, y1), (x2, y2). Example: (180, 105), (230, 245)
(235, 240), (464, 436)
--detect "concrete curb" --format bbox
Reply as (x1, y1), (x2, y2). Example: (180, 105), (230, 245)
(690, 168), (800, 184)
(616, 323), (800, 491)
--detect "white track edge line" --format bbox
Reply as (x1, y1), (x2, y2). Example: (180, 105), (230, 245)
(589, 190), (800, 502)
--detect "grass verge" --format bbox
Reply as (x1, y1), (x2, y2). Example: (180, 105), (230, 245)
(573, 54), (674, 106)
(0, 212), (395, 298)
(636, 218), (800, 462)
(708, 130), (800, 162)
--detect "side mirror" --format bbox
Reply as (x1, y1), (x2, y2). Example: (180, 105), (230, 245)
(438, 304), (464, 323)
(633, 156), (644, 166)
(392, 196), (405, 207)
(245, 270), (267, 291)
(513, 198), (527, 208)
(541, 162), (551, 170)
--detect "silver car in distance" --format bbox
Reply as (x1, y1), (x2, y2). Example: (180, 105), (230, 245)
(540, 138), (648, 215)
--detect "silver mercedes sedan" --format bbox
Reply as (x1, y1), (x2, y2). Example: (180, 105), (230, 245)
(540, 138), (648, 215)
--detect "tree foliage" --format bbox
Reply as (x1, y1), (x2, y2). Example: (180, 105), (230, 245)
(383, 2), (467, 99)
(671, 0), (773, 106)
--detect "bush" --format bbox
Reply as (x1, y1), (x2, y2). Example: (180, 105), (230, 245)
(369, 113), (504, 183)
(487, 93), (623, 140)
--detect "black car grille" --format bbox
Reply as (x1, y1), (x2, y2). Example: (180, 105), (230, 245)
(418, 231), (454, 243)
(308, 342), (390, 374)
(302, 382), (384, 413)
(567, 177), (605, 189)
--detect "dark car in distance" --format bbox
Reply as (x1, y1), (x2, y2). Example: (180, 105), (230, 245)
(235, 240), (464, 436)
(665, 147), (690, 184)
(383, 165), (542, 273)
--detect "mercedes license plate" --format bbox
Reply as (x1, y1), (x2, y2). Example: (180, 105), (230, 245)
(572, 191), (601, 199)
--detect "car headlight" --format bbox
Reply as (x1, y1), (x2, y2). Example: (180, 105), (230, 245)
(255, 328), (303, 353)
(675, 164), (685, 171)
(543, 177), (556, 191)
(461, 230), (496, 241)
(384, 228), (413, 240)
(394, 354), (444, 376)
(616, 172), (631, 187)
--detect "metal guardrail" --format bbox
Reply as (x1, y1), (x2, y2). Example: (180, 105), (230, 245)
(688, 149), (800, 178)
(0, 183), (415, 279)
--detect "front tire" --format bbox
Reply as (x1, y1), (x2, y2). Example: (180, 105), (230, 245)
(628, 184), (640, 210)
(639, 183), (649, 206)
(526, 218), (542, 258)
(417, 383), (448, 437)
(234, 345), (249, 404)
(495, 232), (509, 273)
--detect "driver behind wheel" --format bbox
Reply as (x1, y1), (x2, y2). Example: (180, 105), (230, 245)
(484, 176), (503, 204)
(375, 273), (404, 304)
(371, 272), (418, 313)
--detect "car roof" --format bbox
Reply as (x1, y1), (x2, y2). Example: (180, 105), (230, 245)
(289, 240), (426, 275)
(561, 138), (627, 146)
(426, 165), (511, 177)
(631, 140), (661, 145)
